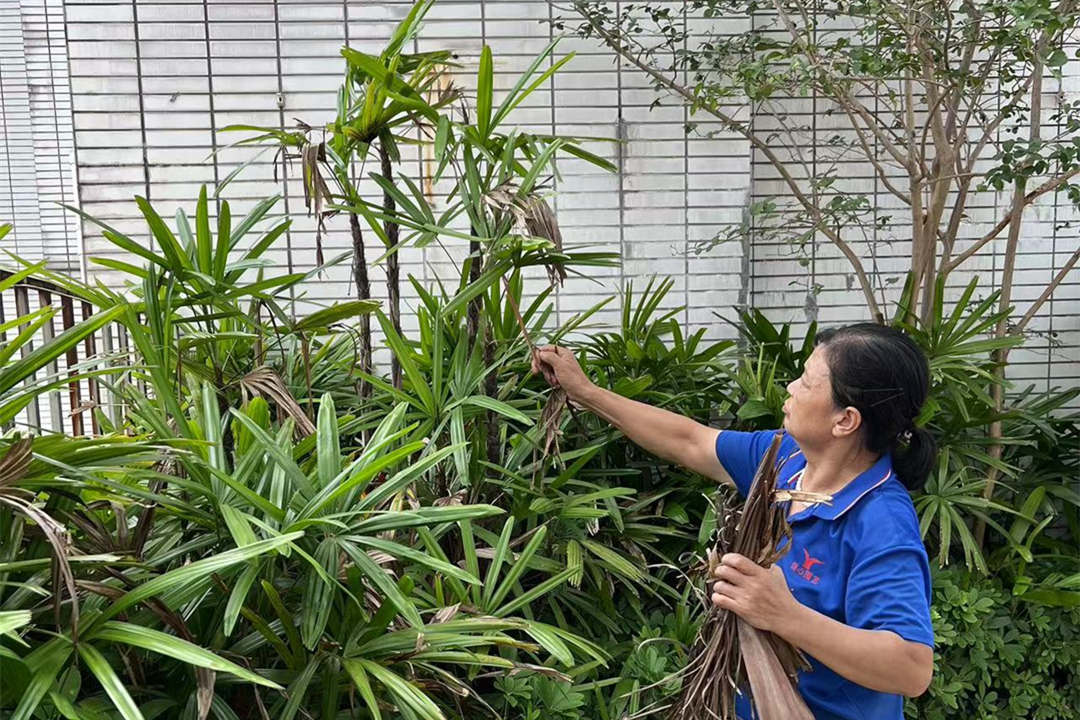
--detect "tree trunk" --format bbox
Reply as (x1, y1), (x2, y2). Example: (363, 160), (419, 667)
(975, 59), (1044, 548)
(466, 231), (482, 348)
(484, 324), (499, 466)
(904, 65), (925, 324)
(380, 146), (402, 390)
(464, 228), (498, 465)
(349, 212), (372, 400)
(917, 154), (955, 325)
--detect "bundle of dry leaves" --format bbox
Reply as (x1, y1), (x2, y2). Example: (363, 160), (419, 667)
(672, 432), (831, 720)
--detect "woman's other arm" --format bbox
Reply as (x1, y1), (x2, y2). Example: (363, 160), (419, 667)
(712, 554), (933, 697)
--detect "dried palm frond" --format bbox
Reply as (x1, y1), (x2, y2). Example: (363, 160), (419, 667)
(432, 72), (460, 107)
(773, 489), (833, 506)
(196, 668), (215, 720)
(671, 433), (821, 720)
(0, 435), (32, 486)
(481, 182), (519, 217)
(520, 194), (566, 286)
(433, 490), (466, 506)
(497, 275), (578, 480)
(433, 603), (461, 624)
(421, 70), (461, 198)
(300, 138), (335, 268)
(538, 386), (569, 464)
(736, 617), (808, 719)
(483, 181), (567, 287)
(239, 366), (317, 437)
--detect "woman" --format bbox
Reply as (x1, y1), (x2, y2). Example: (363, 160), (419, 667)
(531, 323), (935, 720)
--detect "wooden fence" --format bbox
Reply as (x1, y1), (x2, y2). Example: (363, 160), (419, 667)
(1, 268), (129, 436)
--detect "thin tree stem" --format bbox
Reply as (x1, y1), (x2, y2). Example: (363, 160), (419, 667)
(976, 55), (1045, 548)
(349, 212), (372, 400)
(380, 145), (402, 390)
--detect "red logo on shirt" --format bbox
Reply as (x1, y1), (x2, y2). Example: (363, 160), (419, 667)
(802, 548), (824, 570)
(791, 548), (824, 584)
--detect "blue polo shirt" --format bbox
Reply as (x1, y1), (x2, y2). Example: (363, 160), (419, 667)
(715, 429), (934, 720)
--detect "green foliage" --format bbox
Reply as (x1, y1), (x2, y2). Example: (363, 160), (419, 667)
(1, 5), (625, 717)
(893, 277), (1080, 580)
(5, 223), (1079, 717)
(908, 570), (1080, 720)
(493, 673), (587, 720)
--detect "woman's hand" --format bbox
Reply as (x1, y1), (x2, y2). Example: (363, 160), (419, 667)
(531, 345), (595, 403)
(711, 553), (800, 634)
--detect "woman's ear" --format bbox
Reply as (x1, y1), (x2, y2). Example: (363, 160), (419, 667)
(832, 406), (863, 439)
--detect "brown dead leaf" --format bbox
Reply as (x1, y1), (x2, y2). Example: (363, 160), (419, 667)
(433, 490), (466, 507)
(773, 489), (833, 506)
(539, 387), (568, 461)
(196, 668), (215, 720)
(240, 366), (316, 437)
(0, 485), (80, 642)
(0, 436), (32, 487)
(433, 603), (461, 624)
(300, 140), (334, 268)
(737, 618), (813, 720)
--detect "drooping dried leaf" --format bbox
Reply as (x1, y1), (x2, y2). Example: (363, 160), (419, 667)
(240, 366), (317, 437)
(521, 194), (563, 250)
(196, 668), (216, 720)
(0, 436), (32, 487)
(132, 456), (176, 558)
(482, 182), (566, 286)
(0, 490), (80, 642)
(300, 139), (334, 268)
(433, 603), (461, 624)
(521, 195), (566, 286)
(76, 579), (125, 601)
(482, 183), (519, 217)
(539, 387), (568, 462)
(433, 490), (466, 507)
(253, 684), (271, 720)
(366, 550), (396, 568)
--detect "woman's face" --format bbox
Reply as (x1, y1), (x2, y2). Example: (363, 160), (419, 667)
(782, 345), (847, 445)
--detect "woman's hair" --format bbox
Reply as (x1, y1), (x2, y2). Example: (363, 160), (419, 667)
(814, 323), (937, 491)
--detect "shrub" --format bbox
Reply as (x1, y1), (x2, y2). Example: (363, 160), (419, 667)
(909, 570), (1080, 720)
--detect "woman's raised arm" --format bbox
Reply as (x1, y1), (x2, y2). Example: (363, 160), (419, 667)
(532, 346), (733, 486)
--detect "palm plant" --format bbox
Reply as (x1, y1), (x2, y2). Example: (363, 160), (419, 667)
(581, 277), (734, 423)
(40, 189), (376, 430)
(2, 299), (601, 720)
(221, 0), (458, 392)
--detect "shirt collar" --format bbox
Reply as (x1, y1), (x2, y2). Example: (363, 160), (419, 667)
(784, 451), (894, 521)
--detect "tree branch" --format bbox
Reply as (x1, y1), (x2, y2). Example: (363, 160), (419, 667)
(1014, 245), (1080, 335)
(830, 87), (913, 206)
(577, 2), (883, 319)
(977, 47), (1048, 548)
(944, 166), (1080, 272)
(773, 0), (914, 173)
